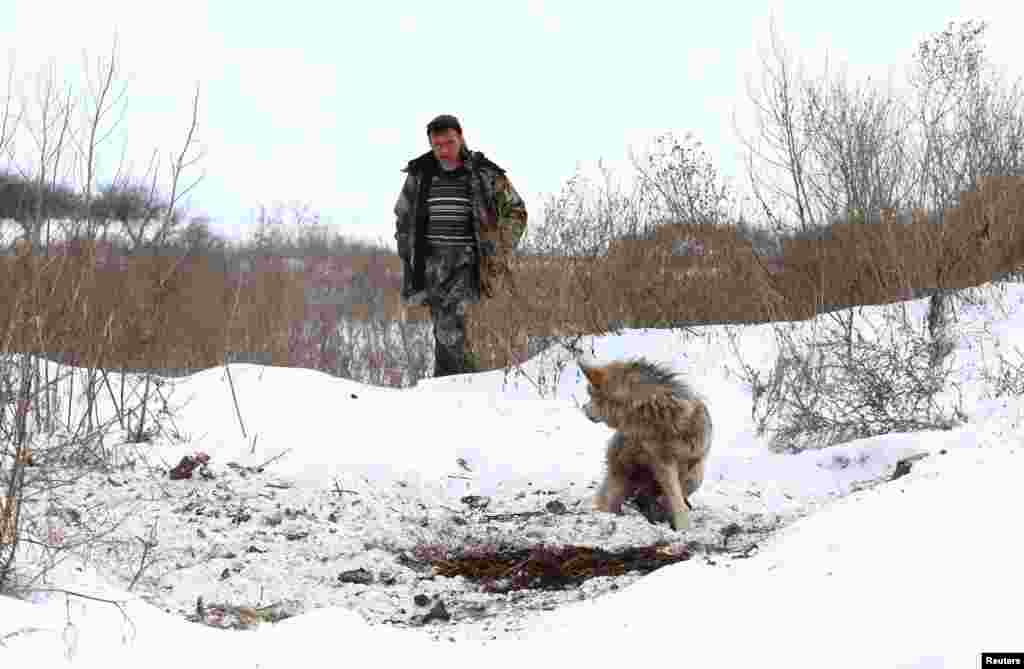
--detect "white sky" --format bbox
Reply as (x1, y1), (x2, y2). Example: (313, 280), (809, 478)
(1, 0), (1022, 246)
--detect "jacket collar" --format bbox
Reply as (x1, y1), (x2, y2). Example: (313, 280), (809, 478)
(403, 145), (503, 174)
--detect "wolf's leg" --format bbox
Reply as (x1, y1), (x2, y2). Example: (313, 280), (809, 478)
(653, 460), (690, 531)
(594, 472), (628, 514)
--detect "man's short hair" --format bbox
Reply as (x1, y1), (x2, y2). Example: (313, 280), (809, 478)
(426, 114), (462, 136)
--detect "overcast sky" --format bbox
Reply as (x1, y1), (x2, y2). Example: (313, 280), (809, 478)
(2, 0), (1021, 247)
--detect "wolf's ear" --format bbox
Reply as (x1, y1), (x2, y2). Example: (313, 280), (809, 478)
(580, 363), (608, 388)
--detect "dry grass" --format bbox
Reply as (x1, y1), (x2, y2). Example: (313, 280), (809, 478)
(0, 233), (306, 594)
(466, 177), (1024, 369)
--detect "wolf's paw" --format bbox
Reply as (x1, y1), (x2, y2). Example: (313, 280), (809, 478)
(671, 511), (691, 532)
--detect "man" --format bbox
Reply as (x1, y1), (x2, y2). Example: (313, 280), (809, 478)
(393, 114), (528, 377)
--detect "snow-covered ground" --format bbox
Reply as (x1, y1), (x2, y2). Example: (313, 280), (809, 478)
(2, 284), (1023, 668)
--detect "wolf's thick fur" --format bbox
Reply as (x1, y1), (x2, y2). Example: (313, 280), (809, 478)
(580, 357), (712, 531)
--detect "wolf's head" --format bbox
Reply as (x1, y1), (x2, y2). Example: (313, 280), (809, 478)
(578, 357), (709, 439)
(579, 357), (685, 407)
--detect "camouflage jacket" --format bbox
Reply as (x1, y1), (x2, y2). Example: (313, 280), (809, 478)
(393, 146), (527, 305)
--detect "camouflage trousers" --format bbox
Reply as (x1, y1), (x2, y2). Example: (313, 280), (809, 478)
(424, 244), (481, 377)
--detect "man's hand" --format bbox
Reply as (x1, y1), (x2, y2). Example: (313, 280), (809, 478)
(582, 402), (603, 424)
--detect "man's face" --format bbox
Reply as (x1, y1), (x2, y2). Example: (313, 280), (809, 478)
(429, 129), (463, 163)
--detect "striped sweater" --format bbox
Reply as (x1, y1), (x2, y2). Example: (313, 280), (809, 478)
(424, 167), (474, 248)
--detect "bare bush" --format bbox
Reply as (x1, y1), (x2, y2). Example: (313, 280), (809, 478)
(480, 161), (651, 370)
(520, 160), (650, 259)
(0, 329), (185, 596)
(731, 306), (963, 453)
(506, 135), (742, 356)
(981, 346), (1024, 399)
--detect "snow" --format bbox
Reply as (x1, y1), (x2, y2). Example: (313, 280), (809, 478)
(3, 283), (1024, 668)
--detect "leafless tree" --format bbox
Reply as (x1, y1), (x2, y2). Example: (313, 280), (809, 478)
(630, 131), (735, 228)
(737, 19), (924, 236)
(903, 20), (1024, 368)
(736, 19), (822, 236)
(728, 19), (1023, 451)
(803, 69), (915, 225)
(905, 19), (1024, 212)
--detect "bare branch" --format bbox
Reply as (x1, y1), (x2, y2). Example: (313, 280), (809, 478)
(0, 53), (23, 161)
(166, 83), (205, 225)
(76, 34), (129, 231)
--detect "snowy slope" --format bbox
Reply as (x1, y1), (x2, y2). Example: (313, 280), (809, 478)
(2, 283), (1023, 668)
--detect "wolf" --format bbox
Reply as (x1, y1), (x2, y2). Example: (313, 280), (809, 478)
(579, 357), (712, 531)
